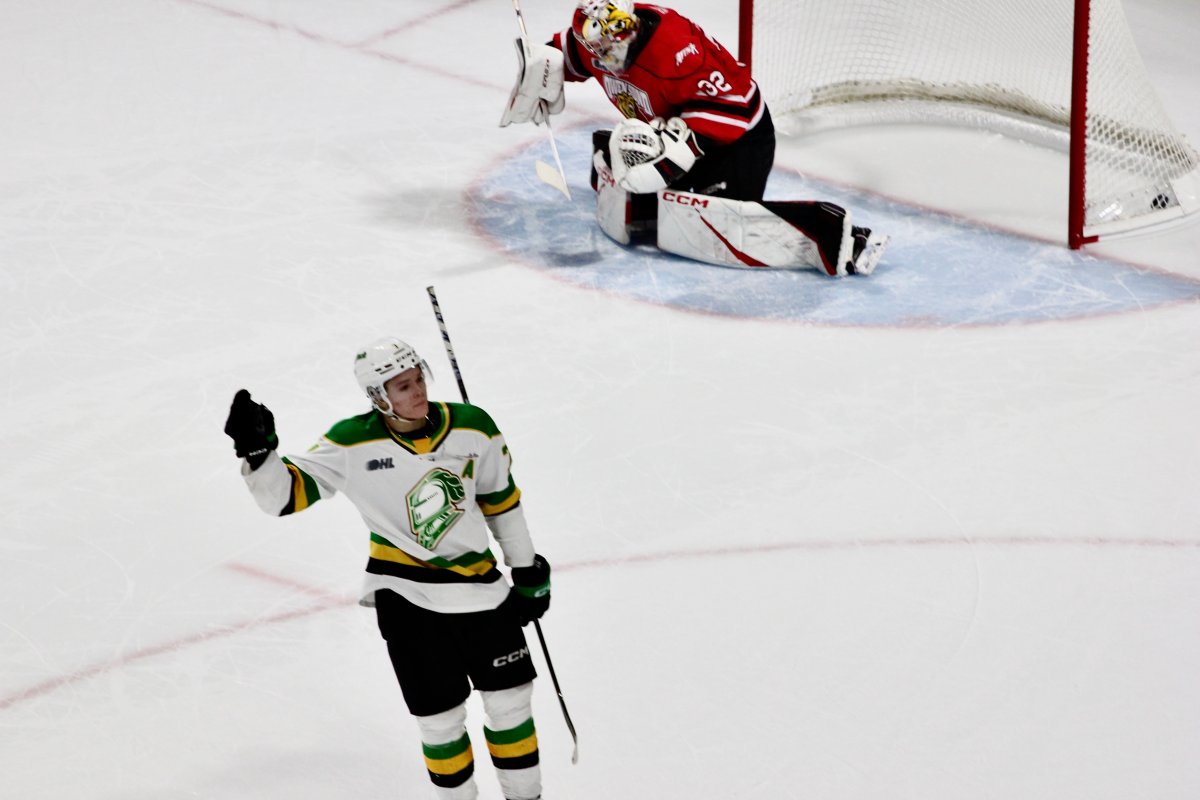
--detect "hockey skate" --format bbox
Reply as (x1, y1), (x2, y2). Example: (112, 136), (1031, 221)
(847, 229), (889, 275)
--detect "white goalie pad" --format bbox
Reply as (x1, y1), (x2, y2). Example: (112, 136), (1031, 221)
(656, 191), (861, 275)
(593, 150), (632, 244)
(499, 40), (565, 127)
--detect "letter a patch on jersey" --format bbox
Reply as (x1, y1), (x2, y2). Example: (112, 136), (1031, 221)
(406, 468), (467, 549)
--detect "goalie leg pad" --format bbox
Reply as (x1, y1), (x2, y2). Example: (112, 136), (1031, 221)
(657, 192), (857, 275)
(590, 130), (612, 191)
(594, 149), (632, 245)
(761, 201), (854, 276)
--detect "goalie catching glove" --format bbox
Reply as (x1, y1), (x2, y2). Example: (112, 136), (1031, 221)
(499, 40), (565, 127)
(610, 116), (704, 194)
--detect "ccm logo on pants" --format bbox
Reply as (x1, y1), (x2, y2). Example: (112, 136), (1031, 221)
(493, 647), (530, 667)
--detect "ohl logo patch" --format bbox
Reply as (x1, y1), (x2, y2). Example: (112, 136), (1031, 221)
(366, 457), (394, 471)
(406, 468), (467, 550)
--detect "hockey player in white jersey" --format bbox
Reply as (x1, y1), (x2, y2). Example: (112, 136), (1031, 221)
(224, 337), (549, 800)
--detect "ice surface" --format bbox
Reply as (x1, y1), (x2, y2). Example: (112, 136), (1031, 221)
(1, 1), (1197, 798)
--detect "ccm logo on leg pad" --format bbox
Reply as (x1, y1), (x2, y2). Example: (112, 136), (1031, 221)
(662, 191), (709, 207)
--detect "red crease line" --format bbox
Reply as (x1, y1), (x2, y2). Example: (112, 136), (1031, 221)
(0, 597), (347, 711)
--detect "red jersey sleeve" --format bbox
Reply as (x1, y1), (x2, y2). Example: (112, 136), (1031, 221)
(551, 29), (594, 83)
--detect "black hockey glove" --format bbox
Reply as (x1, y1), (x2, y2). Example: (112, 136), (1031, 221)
(505, 554), (551, 627)
(223, 389), (278, 470)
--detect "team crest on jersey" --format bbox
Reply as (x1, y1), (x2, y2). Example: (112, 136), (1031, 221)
(602, 75), (653, 118)
(406, 468), (467, 549)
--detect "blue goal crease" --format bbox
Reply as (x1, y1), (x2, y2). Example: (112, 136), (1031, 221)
(471, 129), (1200, 326)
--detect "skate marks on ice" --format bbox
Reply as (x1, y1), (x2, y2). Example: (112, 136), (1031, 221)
(470, 127), (1200, 326)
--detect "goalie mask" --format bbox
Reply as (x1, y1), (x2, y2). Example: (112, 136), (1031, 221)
(572, 0), (639, 72)
(353, 337), (431, 418)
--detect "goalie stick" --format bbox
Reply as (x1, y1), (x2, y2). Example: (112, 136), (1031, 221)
(511, 0), (572, 200)
(425, 285), (580, 765)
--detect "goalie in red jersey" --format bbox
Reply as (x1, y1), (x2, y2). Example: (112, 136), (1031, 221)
(501, 1), (889, 277)
(563, 0), (773, 202)
(504, 0), (774, 200)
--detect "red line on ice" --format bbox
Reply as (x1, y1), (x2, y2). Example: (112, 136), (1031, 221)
(0, 562), (366, 710)
(353, 0), (486, 48)
(2, 536), (1195, 711)
(172, 0), (502, 91)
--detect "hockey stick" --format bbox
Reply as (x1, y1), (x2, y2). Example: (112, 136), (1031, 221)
(427, 285), (470, 405)
(511, 0), (572, 200)
(425, 285), (580, 765)
(532, 614), (579, 764)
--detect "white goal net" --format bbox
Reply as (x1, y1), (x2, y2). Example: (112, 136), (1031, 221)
(741, 0), (1200, 245)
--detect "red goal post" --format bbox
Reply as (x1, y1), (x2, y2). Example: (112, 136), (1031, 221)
(737, 0), (1200, 248)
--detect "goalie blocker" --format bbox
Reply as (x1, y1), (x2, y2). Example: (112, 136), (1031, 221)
(499, 40), (564, 127)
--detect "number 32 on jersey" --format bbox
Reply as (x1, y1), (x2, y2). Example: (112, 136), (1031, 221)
(697, 71), (732, 96)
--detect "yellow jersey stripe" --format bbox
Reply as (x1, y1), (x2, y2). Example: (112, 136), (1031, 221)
(479, 488), (521, 516)
(285, 463), (310, 511)
(369, 540), (495, 578)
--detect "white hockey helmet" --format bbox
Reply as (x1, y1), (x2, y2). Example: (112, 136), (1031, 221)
(353, 337), (431, 416)
(572, 0), (639, 71)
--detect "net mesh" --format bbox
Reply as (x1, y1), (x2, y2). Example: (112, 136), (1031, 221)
(749, 0), (1199, 236)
